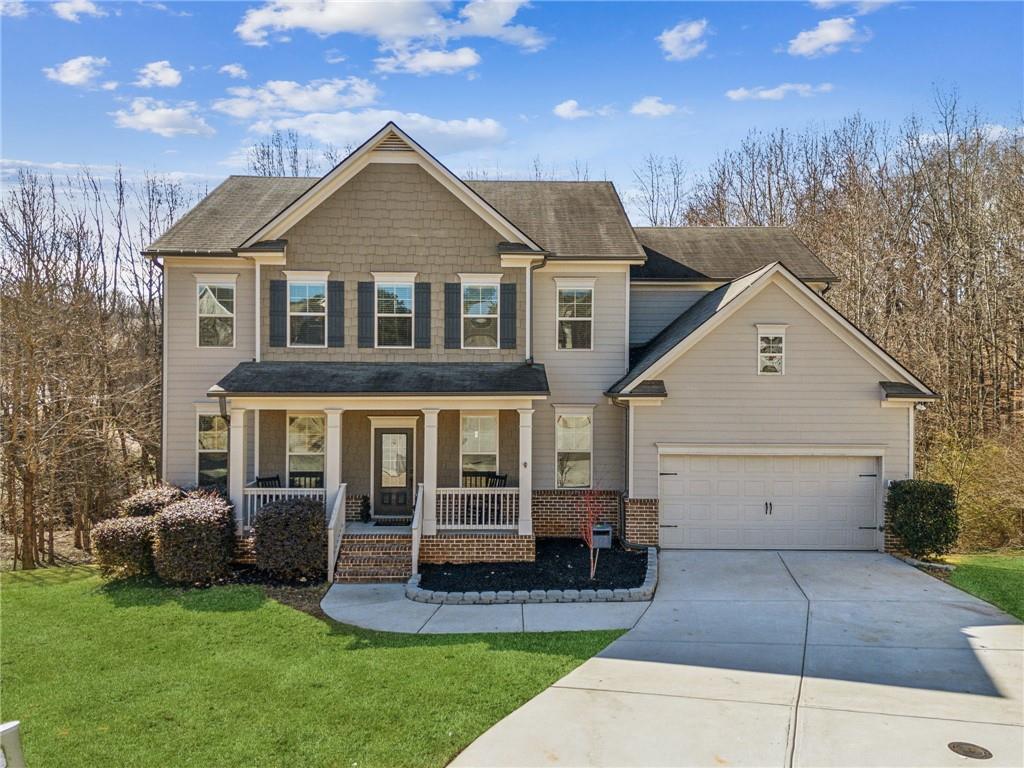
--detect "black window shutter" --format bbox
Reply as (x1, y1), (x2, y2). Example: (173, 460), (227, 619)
(357, 282), (374, 348)
(444, 283), (460, 349)
(269, 280), (286, 347)
(414, 282), (431, 349)
(327, 280), (344, 347)
(500, 283), (517, 349)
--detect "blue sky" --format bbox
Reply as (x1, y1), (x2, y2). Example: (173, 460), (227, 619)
(2, 0), (1021, 195)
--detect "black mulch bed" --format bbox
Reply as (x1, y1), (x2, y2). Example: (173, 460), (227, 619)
(418, 537), (647, 592)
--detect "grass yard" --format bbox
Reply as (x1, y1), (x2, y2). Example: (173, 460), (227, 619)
(0, 567), (620, 768)
(942, 550), (1024, 620)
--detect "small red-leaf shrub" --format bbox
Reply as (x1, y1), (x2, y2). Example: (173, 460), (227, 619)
(93, 516), (155, 577)
(118, 484), (185, 517)
(153, 492), (235, 584)
(254, 498), (326, 581)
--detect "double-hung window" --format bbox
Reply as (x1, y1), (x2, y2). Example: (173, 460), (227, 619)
(286, 272), (328, 347)
(196, 275), (236, 348)
(287, 414), (325, 488)
(555, 408), (593, 488)
(460, 274), (501, 349)
(556, 279), (594, 350)
(461, 413), (498, 479)
(756, 324), (787, 375)
(197, 414), (229, 488)
(374, 275), (414, 348)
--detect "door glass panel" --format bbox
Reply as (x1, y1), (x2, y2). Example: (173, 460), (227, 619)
(380, 433), (408, 488)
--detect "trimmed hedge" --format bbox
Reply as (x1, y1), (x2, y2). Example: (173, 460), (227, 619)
(153, 492), (235, 584)
(254, 498), (326, 581)
(886, 479), (959, 559)
(118, 484), (185, 517)
(93, 516), (155, 577)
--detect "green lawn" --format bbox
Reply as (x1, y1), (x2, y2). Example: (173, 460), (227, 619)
(943, 551), (1024, 620)
(0, 568), (620, 768)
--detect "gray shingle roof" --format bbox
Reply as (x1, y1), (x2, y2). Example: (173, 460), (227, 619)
(210, 361), (549, 396)
(632, 227), (836, 282)
(880, 381), (939, 400)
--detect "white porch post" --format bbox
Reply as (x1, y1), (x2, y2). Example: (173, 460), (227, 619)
(229, 406), (246, 534)
(324, 408), (344, 512)
(517, 408), (534, 536)
(422, 408), (439, 536)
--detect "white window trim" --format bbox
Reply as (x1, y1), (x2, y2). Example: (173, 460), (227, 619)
(195, 412), (229, 488)
(554, 405), (594, 489)
(756, 323), (788, 376)
(460, 280), (501, 350)
(285, 272), (329, 349)
(374, 279), (415, 349)
(194, 274), (238, 349)
(459, 410), (499, 485)
(555, 277), (595, 352)
(286, 412), (326, 488)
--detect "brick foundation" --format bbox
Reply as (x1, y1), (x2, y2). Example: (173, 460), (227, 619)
(419, 533), (536, 564)
(345, 494), (368, 522)
(623, 497), (659, 546)
(883, 525), (908, 555)
(532, 489), (620, 538)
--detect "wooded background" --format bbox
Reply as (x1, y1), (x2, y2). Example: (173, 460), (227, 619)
(2, 97), (1021, 568)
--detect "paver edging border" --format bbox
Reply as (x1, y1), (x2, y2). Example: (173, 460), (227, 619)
(405, 547), (658, 604)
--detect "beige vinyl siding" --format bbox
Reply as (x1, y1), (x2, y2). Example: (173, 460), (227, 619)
(629, 285), (710, 345)
(164, 263), (255, 486)
(631, 282), (910, 499)
(532, 266), (628, 490)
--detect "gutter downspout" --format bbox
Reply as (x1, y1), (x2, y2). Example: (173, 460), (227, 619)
(526, 258), (543, 361)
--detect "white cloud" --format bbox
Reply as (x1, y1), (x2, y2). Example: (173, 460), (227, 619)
(553, 99), (591, 120)
(630, 96), (678, 117)
(212, 77), (379, 119)
(810, 0), (894, 14)
(42, 55), (110, 87)
(726, 82), (834, 101)
(375, 46), (480, 75)
(788, 17), (866, 57)
(1, 1), (29, 18)
(658, 19), (709, 61)
(134, 60), (182, 88)
(324, 49), (346, 64)
(112, 98), (213, 137)
(219, 63), (248, 80)
(452, 0), (547, 52)
(51, 0), (105, 22)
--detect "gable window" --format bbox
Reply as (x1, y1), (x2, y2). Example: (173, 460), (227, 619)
(197, 414), (229, 488)
(757, 324), (787, 375)
(286, 272), (328, 347)
(374, 274), (415, 348)
(460, 274), (501, 349)
(461, 413), (498, 481)
(287, 414), (324, 488)
(556, 279), (594, 351)
(555, 408), (593, 488)
(195, 275), (236, 348)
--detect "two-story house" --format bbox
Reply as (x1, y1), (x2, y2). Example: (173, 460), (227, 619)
(146, 123), (936, 581)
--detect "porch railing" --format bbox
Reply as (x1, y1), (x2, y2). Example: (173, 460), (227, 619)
(411, 483), (424, 575)
(242, 486), (325, 532)
(326, 483), (347, 578)
(435, 487), (519, 530)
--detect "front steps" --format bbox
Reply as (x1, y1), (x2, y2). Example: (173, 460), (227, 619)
(334, 531), (412, 583)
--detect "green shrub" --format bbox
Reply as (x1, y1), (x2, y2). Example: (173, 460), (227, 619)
(886, 479), (959, 559)
(254, 498), (326, 581)
(153, 492), (234, 584)
(118, 484), (185, 517)
(93, 516), (155, 577)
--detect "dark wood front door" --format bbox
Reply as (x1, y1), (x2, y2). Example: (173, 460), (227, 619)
(374, 428), (414, 516)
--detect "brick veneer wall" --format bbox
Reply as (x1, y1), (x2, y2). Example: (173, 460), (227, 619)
(883, 526), (908, 555)
(419, 533), (535, 564)
(532, 490), (620, 537)
(345, 495), (368, 522)
(623, 497), (659, 547)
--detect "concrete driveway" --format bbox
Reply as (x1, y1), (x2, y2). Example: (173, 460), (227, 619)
(451, 551), (1023, 767)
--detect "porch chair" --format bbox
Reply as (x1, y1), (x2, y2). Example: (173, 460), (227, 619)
(254, 475), (282, 488)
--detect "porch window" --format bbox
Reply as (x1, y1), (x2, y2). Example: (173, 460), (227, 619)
(555, 409), (592, 488)
(196, 279), (235, 347)
(461, 413), (498, 478)
(197, 414), (229, 488)
(756, 324), (787, 375)
(462, 284), (499, 349)
(556, 280), (594, 350)
(288, 280), (327, 347)
(287, 414), (324, 488)
(376, 283), (413, 347)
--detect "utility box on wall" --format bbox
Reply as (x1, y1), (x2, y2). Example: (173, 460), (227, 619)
(592, 523), (613, 549)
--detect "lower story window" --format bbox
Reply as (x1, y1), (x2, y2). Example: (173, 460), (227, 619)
(288, 414), (325, 488)
(461, 413), (498, 479)
(197, 414), (229, 488)
(555, 410), (592, 488)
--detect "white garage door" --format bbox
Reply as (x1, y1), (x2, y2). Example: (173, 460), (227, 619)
(659, 454), (879, 549)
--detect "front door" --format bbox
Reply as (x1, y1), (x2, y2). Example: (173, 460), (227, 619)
(374, 428), (414, 516)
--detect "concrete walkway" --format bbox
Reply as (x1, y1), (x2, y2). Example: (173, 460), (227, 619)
(451, 551), (1024, 768)
(320, 583), (651, 633)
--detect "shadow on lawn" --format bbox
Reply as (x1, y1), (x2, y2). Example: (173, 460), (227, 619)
(98, 576), (269, 613)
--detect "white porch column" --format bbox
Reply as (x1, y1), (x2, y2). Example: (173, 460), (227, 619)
(422, 408), (439, 536)
(517, 408), (534, 536)
(324, 408), (344, 513)
(229, 406), (246, 534)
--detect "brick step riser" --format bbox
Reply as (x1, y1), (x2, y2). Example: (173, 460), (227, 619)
(338, 557), (411, 567)
(335, 575), (410, 584)
(335, 567), (411, 578)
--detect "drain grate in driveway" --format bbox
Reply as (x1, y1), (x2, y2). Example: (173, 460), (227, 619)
(948, 742), (993, 760)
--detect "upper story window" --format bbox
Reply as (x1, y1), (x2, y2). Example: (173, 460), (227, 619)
(757, 324), (787, 375)
(555, 278), (594, 351)
(555, 407), (593, 489)
(374, 272), (415, 348)
(460, 274), (501, 349)
(286, 271), (328, 348)
(461, 413), (498, 481)
(195, 274), (236, 348)
(197, 414), (229, 488)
